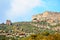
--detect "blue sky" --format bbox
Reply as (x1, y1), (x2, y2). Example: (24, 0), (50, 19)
(0, 0), (60, 23)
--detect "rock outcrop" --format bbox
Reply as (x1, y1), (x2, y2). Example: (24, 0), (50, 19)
(32, 11), (60, 24)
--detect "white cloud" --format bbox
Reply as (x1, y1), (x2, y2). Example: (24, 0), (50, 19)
(5, 0), (44, 21)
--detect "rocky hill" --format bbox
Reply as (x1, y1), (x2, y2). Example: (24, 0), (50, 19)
(32, 11), (60, 24)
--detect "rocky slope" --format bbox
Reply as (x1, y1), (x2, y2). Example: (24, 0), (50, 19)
(32, 11), (60, 24)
